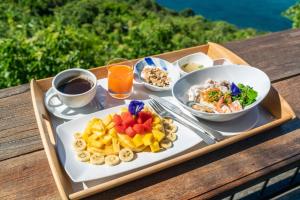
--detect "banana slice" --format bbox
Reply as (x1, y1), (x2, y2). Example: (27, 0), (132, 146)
(90, 153), (105, 165)
(77, 151), (90, 162)
(160, 138), (173, 149)
(73, 132), (82, 139)
(165, 124), (178, 133)
(73, 138), (87, 151)
(118, 148), (134, 162)
(166, 132), (177, 142)
(163, 118), (173, 124)
(105, 155), (120, 166)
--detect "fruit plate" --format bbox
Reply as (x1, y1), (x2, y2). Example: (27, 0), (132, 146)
(56, 104), (202, 182)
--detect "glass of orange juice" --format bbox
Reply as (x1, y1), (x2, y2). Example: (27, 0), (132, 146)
(107, 58), (134, 99)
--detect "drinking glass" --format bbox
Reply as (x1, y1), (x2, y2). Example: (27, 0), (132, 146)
(107, 58), (134, 99)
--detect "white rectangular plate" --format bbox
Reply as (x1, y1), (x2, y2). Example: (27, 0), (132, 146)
(56, 104), (203, 182)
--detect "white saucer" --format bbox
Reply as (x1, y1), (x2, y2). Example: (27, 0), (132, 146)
(199, 107), (260, 136)
(44, 87), (103, 120)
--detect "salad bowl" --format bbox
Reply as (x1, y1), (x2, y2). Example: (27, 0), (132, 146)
(172, 65), (271, 122)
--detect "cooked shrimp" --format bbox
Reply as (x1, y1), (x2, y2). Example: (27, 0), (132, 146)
(228, 100), (242, 112)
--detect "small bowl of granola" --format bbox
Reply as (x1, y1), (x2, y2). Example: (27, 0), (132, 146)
(134, 57), (180, 91)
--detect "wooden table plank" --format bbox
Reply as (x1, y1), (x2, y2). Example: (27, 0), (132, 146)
(273, 75), (300, 117)
(224, 29), (300, 82)
(0, 91), (42, 161)
(0, 150), (59, 200)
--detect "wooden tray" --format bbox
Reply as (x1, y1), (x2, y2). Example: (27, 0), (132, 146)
(30, 42), (296, 200)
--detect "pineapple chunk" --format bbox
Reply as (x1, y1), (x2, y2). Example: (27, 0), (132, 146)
(150, 141), (160, 152)
(104, 145), (116, 155)
(120, 107), (128, 113)
(82, 130), (90, 141)
(143, 133), (154, 146)
(118, 134), (136, 149)
(152, 130), (165, 142)
(106, 121), (115, 130)
(103, 114), (112, 126)
(108, 128), (117, 138)
(153, 116), (161, 124)
(102, 134), (112, 145)
(132, 145), (146, 152)
(153, 124), (163, 131)
(88, 133), (99, 141)
(91, 120), (105, 132)
(92, 130), (105, 137)
(87, 147), (105, 154)
(132, 134), (144, 147)
(112, 138), (120, 153)
(89, 140), (104, 148)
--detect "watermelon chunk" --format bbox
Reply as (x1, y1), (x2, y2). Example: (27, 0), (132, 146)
(125, 126), (136, 137)
(133, 124), (145, 134)
(121, 112), (135, 127)
(137, 111), (153, 123)
(113, 114), (122, 125)
(115, 124), (126, 133)
(143, 118), (153, 132)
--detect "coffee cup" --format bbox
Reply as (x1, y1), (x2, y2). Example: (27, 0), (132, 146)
(47, 68), (97, 108)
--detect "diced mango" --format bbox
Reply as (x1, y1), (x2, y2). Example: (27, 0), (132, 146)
(152, 130), (165, 142)
(143, 133), (154, 146)
(153, 116), (161, 124)
(102, 134), (112, 145)
(150, 141), (160, 152)
(103, 114), (112, 126)
(106, 121), (115, 130)
(112, 138), (120, 153)
(132, 134), (144, 147)
(108, 128), (117, 138)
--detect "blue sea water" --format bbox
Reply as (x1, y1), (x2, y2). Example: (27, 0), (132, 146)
(156, 0), (297, 31)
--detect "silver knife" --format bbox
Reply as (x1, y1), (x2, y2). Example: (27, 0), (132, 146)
(149, 95), (225, 141)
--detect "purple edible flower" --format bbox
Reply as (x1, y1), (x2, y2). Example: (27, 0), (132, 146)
(231, 82), (241, 96)
(128, 100), (144, 115)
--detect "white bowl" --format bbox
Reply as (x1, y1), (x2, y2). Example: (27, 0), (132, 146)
(174, 52), (213, 76)
(172, 65), (271, 122)
(134, 57), (180, 91)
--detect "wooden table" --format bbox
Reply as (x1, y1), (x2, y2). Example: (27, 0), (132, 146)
(1, 29), (300, 200)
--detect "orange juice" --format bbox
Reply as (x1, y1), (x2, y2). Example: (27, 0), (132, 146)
(107, 65), (133, 99)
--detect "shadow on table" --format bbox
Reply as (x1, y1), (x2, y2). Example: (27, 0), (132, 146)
(85, 118), (300, 200)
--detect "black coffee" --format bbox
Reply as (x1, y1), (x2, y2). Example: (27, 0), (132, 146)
(57, 76), (93, 94)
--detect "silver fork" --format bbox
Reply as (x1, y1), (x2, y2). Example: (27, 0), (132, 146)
(148, 100), (216, 145)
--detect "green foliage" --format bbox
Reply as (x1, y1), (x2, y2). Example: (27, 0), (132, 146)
(0, 0), (258, 88)
(283, 1), (300, 28)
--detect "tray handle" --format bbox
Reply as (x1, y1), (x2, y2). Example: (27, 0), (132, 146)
(30, 80), (72, 200)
